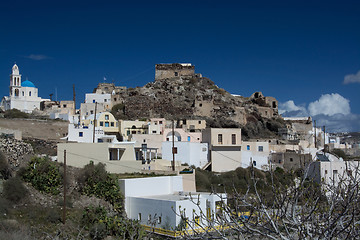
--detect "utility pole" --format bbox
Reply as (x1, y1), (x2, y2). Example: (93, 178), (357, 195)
(172, 120), (175, 171)
(63, 150), (67, 224)
(72, 84), (76, 115)
(323, 126), (326, 153)
(314, 120), (317, 149)
(92, 102), (97, 143)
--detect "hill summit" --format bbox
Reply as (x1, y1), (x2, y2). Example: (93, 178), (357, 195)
(101, 63), (285, 139)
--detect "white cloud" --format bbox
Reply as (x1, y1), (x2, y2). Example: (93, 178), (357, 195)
(279, 100), (307, 115)
(280, 93), (358, 132)
(312, 113), (360, 133)
(308, 93), (350, 116)
(343, 70), (360, 84)
(25, 54), (51, 60)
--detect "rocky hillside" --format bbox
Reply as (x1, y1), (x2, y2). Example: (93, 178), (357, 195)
(109, 73), (286, 139)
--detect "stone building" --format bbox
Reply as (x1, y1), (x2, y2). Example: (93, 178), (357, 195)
(93, 82), (126, 95)
(270, 151), (312, 171)
(250, 91), (279, 118)
(155, 63), (200, 80)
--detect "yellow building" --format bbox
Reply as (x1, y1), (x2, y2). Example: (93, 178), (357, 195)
(81, 112), (118, 134)
(119, 120), (148, 141)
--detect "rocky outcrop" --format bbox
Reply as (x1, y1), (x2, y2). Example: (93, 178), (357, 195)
(109, 74), (284, 138)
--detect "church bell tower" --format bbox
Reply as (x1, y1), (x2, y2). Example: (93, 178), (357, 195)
(10, 64), (22, 97)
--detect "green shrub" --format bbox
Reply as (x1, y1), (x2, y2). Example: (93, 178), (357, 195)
(90, 222), (107, 240)
(82, 205), (145, 239)
(3, 177), (28, 204)
(78, 162), (124, 212)
(20, 156), (62, 195)
(3, 109), (29, 119)
(331, 149), (347, 159)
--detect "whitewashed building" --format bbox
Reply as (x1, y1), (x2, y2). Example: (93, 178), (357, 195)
(162, 141), (209, 168)
(65, 124), (118, 143)
(307, 153), (359, 187)
(241, 141), (270, 170)
(1, 64), (49, 113)
(119, 175), (227, 230)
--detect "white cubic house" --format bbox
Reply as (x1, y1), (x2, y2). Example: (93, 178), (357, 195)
(119, 175), (227, 231)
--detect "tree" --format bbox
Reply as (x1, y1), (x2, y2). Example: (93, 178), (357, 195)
(178, 163), (360, 239)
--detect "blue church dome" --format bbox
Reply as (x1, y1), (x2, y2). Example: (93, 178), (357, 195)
(22, 80), (36, 88)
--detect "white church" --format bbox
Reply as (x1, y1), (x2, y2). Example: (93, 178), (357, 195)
(1, 64), (49, 113)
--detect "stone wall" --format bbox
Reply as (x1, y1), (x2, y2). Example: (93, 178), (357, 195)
(0, 137), (33, 166)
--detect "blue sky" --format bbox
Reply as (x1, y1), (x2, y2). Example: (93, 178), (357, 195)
(1, 0), (359, 132)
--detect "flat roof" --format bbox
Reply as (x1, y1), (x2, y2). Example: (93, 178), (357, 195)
(130, 192), (223, 201)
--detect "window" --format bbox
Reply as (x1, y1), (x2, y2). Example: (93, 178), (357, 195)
(218, 134), (223, 144)
(258, 146), (263, 152)
(93, 100), (95, 103)
(325, 170), (328, 174)
(173, 147), (178, 154)
(278, 160), (282, 164)
(154, 122), (158, 125)
(198, 120), (202, 124)
(253, 161), (257, 166)
(167, 138), (169, 141)
(199, 103), (202, 107)
(152, 130), (157, 134)
(143, 139), (146, 143)
(90, 110), (94, 114)
(29, 91), (31, 96)
(105, 122), (109, 127)
(111, 122), (114, 127)
(232, 134), (236, 145)
(148, 214), (151, 221)
(187, 136), (191, 142)
(202, 148), (207, 152)
(114, 98), (117, 101)
(105, 115), (109, 120)
(158, 216), (162, 224)
(175, 72), (178, 76)
(22, 91), (24, 96)
(63, 104), (67, 108)
(79, 132), (83, 137)
(159, 121), (163, 124)
(247, 145), (250, 150)
(104, 99), (107, 102)
(138, 213), (141, 221)
(290, 158), (293, 162)
(100, 121), (104, 126)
